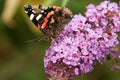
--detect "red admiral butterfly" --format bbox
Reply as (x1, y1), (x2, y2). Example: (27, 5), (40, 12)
(24, 5), (72, 40)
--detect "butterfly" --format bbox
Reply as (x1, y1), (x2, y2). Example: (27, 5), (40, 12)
(24, 4), (72, 41)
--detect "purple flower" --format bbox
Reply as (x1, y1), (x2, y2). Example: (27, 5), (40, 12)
(111, 51), (120, 59)
(86, 1), (120, 32)
(110, 51), (120, 70)
(44, 1), (120, 79)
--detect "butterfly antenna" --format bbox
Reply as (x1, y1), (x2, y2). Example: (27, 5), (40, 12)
(26, 37), (45, 43)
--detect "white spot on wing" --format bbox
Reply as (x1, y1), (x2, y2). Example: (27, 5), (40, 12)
(41, 10), (44, 13)
(36, 14), (42, 20)
(42, 6), (48, 10)
(30, 14), (34, 20)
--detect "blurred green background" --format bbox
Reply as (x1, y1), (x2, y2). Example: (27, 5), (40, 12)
(0, 0), (120, 80)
